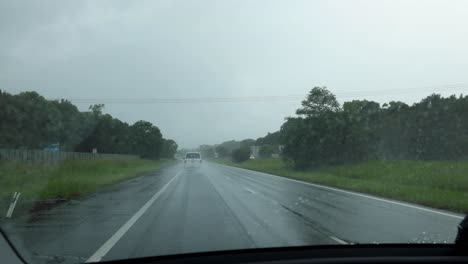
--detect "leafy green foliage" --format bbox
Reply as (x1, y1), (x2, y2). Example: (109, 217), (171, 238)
(256, 131), (280, 145)
(219, 159), (468, 213)
(0, 90), (176, 159)
(232, 147), (251, 163)
(215, 146), (229, 158)
(281, 87), (468, 168)
(161, 139), (178, 159)
(259, 144), (278, 158)
(296, 86), (340, 117)
(0, 159), (173, 201)
(240, 139), (255, 148)
(217, 140), (240, 153)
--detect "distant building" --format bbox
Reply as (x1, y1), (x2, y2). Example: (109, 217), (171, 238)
(250, 146), (260, 158)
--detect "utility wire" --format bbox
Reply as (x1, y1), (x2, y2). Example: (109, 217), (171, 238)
(58, 84), (468, 104)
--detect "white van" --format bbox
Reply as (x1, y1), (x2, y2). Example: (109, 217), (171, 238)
(184, 152), (202, 168)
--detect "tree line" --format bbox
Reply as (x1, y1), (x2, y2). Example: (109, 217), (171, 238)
(199, 135), (281, 162)
(204, 87), (468, 168)
(0, 90), (177, 159)
(281, 87), (468, 168)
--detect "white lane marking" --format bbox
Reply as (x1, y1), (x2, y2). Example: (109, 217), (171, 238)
(244, 187), (256, 194)
(86, 171), (182, 263)
(329, 236), (348, 245)
(217, 164), (464, 220)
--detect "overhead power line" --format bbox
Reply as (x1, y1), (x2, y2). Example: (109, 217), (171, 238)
(58, 84), (468, 104)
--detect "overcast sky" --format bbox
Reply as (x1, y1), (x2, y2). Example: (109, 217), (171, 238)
(2, 0), (468, 148)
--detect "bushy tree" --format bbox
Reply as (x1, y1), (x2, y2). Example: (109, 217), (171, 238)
(240, 139), (255, 148)
(232, 147), (251, 163)
(280, 87), (468, 168)
(259, 145), (278, 158)
(161, 139), (178, 158)
(296, 86), (340, 118)
(256, 131), (280, 145)
(215, 146), (229, 158)
(129, 121), (163, 159)
(0, 90), (175, 159)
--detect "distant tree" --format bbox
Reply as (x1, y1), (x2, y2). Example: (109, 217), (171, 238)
(256, 131), (280, 145)
(0, 90), (176, 158)
(341, 100), (381, 161)
(259, 145), (278, 158)
(217, 140), (241, 153)
(76, 114), (131, 154)
(50, 99), (84, 151)
(240, 139), (255, 149)
(199, 145), (215, 159)
(129, 121), (163, 159)
(89, 104), (105, 116)
(281, 87), (344, 168)
(378, 101), (411, 159)
(161, 139), (178, 158)
(215, 146), (229, 158)
(296, 86), (340, 118)
(206, 87), (468, 168)
(232, 147), (251, 163)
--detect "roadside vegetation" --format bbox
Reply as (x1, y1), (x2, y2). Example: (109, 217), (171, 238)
(0, 90), (180, 217)
(208, 87), (468, 168)
(217, 158), (468, 213)
(0, 159), (173, 203)
(207, 87), (468, 213)
(0, 90), (178, 159)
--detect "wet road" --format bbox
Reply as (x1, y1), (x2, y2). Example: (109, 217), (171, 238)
(1, 162), (464, 263)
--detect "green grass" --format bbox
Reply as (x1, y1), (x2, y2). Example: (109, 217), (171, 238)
(0, 159), (173, 201)
(216, 159), (468, 213)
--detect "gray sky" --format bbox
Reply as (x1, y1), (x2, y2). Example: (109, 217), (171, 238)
(2, 0), (468, 148)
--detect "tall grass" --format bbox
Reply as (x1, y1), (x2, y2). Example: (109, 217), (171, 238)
(0, 159), (172, 201)
(218, 159), (468, 213)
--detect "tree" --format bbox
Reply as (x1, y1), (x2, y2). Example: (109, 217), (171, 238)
(280, 117), (309, 168)
(259, 145), (278, 158)
(76, 114), (132, 154)
(161, 139), (178, 158)
(129, 121), (163, 159)
(89, 104), (105, 116)
(232, 147), (251, 163)
(341, 100), (381, 161)
(0, 90), (176, 158)
(199, 145), (215, 159)
(215, 146), (229, 158)
(296, 86), (340, 118)
(378, 101), (411, 159)
(240, 139), (255, 148)
(51, 99), (84, 151)
(208, 88), (468, 168)
(256, 131), (280, 145)
(281, 86), (345, 168)
(217, 140), (240, 153)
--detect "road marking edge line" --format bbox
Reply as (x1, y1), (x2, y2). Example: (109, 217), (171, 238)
(86, 171), (182, 263)
(215, 163), (464, 219)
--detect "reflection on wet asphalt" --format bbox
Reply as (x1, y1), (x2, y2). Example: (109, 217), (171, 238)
(1, 162), (463, 263)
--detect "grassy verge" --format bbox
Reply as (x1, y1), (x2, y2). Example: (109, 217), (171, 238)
(0, 159), (174, 202)
(216, 159), (468, 213)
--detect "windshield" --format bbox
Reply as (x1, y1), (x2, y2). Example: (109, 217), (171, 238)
(1, 0), (467, 263)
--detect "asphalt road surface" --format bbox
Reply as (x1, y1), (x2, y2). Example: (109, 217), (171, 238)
(1, 162), (464, 264)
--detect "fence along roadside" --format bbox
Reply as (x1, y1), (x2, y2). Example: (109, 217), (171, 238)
(0, 149), (139, 164)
